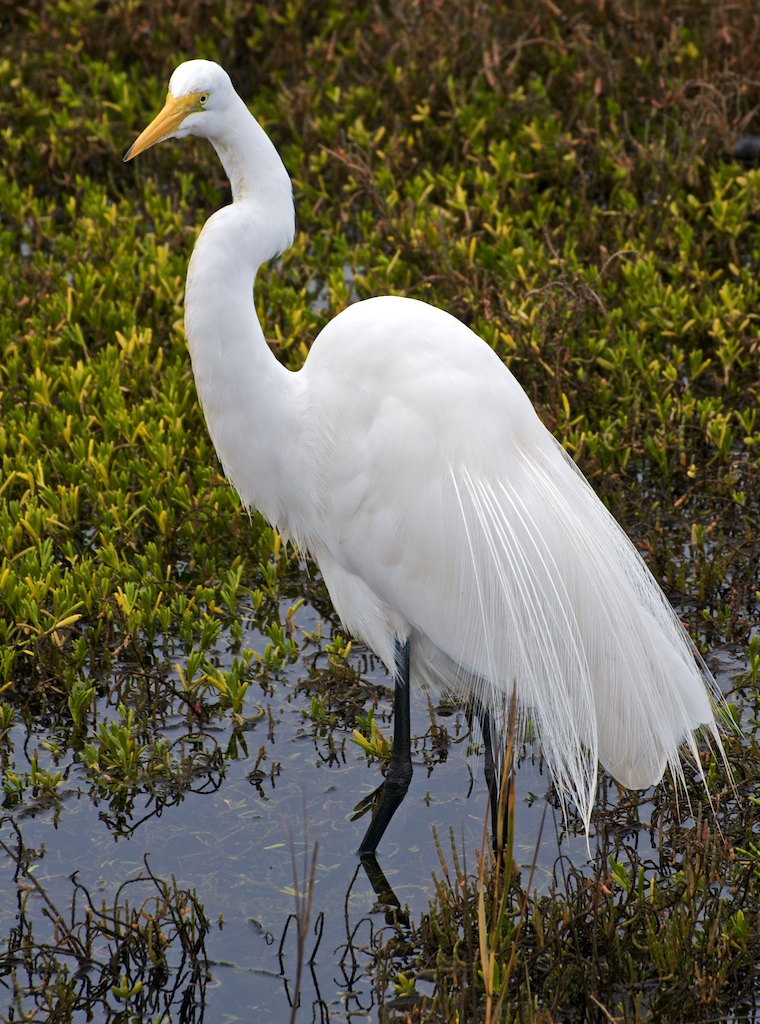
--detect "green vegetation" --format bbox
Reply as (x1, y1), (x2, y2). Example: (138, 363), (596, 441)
(1, 0), (759, 1021)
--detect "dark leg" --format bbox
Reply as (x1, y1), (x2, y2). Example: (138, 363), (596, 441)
(477, 702), (500, 841)
(358, 637), (413, 856)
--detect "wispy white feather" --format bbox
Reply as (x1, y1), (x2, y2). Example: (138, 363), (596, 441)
(414, 439), (724, 827)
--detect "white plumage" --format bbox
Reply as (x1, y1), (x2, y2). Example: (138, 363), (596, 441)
(126, 60), (723, 851)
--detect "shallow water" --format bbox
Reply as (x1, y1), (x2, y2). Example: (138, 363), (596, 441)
(0, 592), (747, 1021)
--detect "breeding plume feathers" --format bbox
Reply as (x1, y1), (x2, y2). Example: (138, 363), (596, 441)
(436, 443), (723, 827)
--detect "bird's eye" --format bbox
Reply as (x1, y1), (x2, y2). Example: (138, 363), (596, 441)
(199, 92), (209, 107)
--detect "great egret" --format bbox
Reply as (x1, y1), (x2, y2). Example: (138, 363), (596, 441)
(125, 60), (724, 855)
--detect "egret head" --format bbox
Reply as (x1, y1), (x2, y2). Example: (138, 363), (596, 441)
(124, 60), (234, 161)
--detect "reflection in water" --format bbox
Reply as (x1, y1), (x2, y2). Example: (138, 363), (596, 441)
(0, 819), (210, 1021)
(0, 591), (524, 1021)
(0, 587), (748, 1021)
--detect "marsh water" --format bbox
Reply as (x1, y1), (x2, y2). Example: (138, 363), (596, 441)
(0, 584), (749, 1023)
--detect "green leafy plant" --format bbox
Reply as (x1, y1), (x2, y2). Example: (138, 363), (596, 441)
(83, 703), (147, 780)
(351, 706), (392, 760)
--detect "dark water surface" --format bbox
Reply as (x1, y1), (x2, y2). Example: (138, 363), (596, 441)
(0, 594), (746, 1022)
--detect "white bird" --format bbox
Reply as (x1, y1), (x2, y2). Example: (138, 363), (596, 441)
(125, 59), (724, 856)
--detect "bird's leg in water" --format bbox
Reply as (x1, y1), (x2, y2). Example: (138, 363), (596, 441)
(479, 702), (501, 842)
(358, 637), (413, 856)
(468, 698), (500, 843)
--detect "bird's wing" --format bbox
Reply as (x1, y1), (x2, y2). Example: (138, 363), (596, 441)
(448, 442), (720, 815)
(306, 297), (721, 825)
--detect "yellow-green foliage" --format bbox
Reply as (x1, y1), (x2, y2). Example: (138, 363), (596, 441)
(1, 1), (759, 1020)
(2, 2), (758, 703)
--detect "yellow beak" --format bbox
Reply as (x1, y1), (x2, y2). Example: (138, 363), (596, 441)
(123, 92), (200, 162)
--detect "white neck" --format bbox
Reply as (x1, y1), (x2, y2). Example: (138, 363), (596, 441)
(183, 95), (312, 543)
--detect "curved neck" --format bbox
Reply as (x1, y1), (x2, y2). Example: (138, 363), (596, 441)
(183, 98), (312, 543)
(210, 94), (295, 247)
